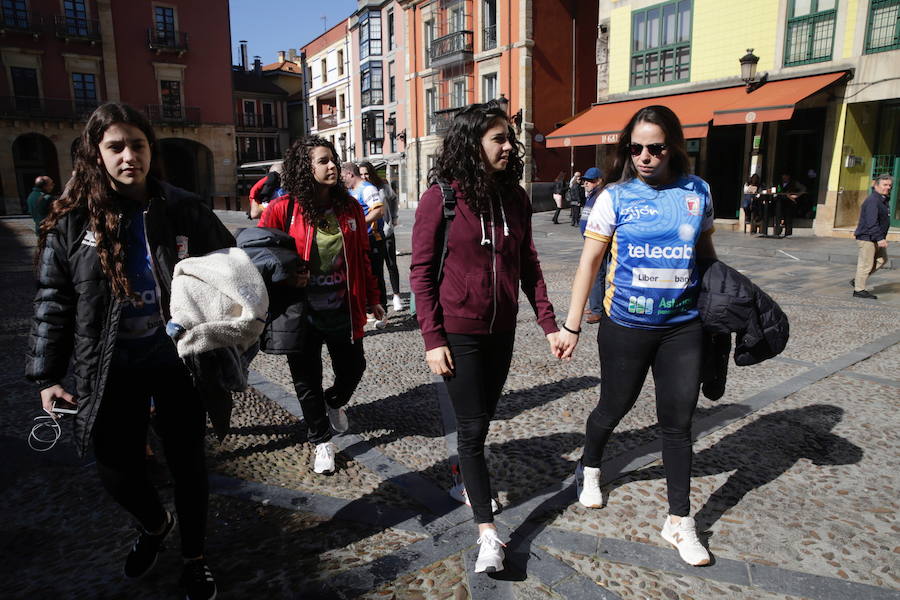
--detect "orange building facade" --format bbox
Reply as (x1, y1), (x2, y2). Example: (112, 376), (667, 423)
(399, 0), (598, 204)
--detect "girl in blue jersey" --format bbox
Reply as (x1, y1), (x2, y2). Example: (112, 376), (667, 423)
(557, 105), (717, 566)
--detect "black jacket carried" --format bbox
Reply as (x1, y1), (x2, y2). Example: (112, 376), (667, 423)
(25, 181), (235, 455)
(853, 190), (890, 242)
(235, 226), (305, 354)
(697, 260), (790, 400)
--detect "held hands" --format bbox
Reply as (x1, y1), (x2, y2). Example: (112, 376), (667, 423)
(39, 384), (75, 420)
(426, 345), (454, 376)
(556, 328), (580, 359)
(369, 304), (386, 321)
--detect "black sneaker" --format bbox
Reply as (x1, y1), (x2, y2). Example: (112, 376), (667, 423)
(124, 511), (175, 578)
(853, 290), (878, 299)
(180, 559), (217, 600)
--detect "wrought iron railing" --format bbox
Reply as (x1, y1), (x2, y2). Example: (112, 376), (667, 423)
(430, 30), (474, 67)
(147, 28), (189, 52)
(432, 106), (464, 135)
(235, 112), (276, 129)
(482, 25), (497, 50)
(0, 96), (98, 119)
(145, 104), (200, 124)
(53, 15), (100, 40)
(317, 113), (338, 129)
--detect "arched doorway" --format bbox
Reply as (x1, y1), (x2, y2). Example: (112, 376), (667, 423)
(158, 138), (213, 203)
(13, 134), (60, 213)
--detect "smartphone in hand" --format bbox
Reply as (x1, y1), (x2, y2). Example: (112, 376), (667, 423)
(51, 398), (79, 415)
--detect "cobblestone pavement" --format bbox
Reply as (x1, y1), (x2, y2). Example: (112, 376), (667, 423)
(1, 210), (898, 600)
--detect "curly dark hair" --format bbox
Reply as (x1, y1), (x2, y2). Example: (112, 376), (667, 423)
(604, 105), (690, 187)
(281, 136), (355, 227)
(38, 102), (160, 300)
(429, 100), (525, 215)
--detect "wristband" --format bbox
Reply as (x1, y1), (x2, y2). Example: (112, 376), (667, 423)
(562, 324), (581, 335)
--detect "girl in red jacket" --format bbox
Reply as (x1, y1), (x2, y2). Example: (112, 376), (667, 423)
(259, 137), (384, 475)
(410, 102), (560, 573)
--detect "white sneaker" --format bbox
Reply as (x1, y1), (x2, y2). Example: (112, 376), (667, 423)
(449, 482), (501, 514)
(392, 295), (403, 311)
(575, 461), (604, 508)
(327, 406), (349, 433)
(474, 528), (505, 573)
(313, 442), (336, 474)
(660, 515), (710, 566)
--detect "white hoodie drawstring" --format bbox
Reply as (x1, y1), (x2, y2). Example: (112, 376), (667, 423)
(480, 214), (490, 246)
(498, 199), (509, 237)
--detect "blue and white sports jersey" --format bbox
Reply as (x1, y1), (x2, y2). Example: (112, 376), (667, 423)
(584, 175), (714, 329)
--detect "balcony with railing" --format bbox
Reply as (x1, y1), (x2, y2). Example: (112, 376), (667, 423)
(430, 106), (465, 135)
(482, 24), (497, 51)
(317, 112), (338, 130)
(147, 28), (189, 55)
(53, 15), (100, 42)
(145, 104), (200, 125)
(430, 30), (474, 69)
(235, 112), (277, 130)
(0, 96), (98, 120)
(0, 9), (43, 36)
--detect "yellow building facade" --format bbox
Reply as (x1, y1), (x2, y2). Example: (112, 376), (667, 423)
(558, 0), (900, 238)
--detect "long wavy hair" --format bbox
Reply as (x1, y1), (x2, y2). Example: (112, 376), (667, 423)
(281, 136), (355, 227)
(604, 105), (690, 187)
(429, 100), (525, 215)
(37, 102), (160, 300)
(357, 160), (385, 188)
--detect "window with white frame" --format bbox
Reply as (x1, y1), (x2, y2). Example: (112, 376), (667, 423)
(361, 61), (384, 107)
(481, 73), (497, 103)
(359, 10), (382, 60)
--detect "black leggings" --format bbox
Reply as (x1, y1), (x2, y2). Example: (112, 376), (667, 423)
(287, 326), (366, 444)
(92, 363), (208, 558)
(444, 331), (515, 524)
(383, 233), (401, 296)
(583, 316), (702, 517)
(369, 235), (387, 307)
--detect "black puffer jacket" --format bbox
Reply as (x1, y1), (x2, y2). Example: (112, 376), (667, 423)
(697, 260), (790, 399)
(25, 181), (235, 455)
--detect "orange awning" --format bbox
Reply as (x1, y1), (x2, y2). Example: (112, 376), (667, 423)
(712, 71), (846, 125)
(545, 71), (847, 149)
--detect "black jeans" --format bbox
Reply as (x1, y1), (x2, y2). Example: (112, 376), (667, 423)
(583, 316), (702, 517)
(383, 233), (401, 296)
(92, 362), (208, 558)
(287, 325), (366, 444)
(444, 331), (515, 524)
(369, 235), (387, 307)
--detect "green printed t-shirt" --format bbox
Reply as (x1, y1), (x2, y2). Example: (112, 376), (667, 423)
(307, 211), (350, 333)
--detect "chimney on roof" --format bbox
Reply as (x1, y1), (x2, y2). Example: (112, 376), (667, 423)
(240, 40), (248, 71)
(288, 48), (298, 62)
(253, 56), (262, 75)
(278, 50), (285, 63)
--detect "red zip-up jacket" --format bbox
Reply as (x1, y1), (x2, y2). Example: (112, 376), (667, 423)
(260, 194), (380, 341)
(410, 181), (558, 351)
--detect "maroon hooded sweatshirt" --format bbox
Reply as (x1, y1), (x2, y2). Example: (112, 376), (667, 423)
(410, 181), (558, 351)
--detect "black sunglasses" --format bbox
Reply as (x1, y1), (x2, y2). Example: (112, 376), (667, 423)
(628, 143), (667, 157)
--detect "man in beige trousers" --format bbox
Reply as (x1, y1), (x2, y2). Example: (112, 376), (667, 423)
(852, 175), (893, 299)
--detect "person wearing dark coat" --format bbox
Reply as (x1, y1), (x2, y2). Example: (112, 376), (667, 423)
(25, 103), (233, 600)
(852, 175), (892, 299)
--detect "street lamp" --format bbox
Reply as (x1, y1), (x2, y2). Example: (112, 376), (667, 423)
(385, 116), (396, 139)
(739, 49), (767, 92)
(338, 132), (347, 157)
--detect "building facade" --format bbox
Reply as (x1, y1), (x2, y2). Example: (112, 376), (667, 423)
(301, 20), (355, 162)
(349, 1), (408, 202)
(0, 0), (236, 214)
(399, 0), (598, 205)
(547, 0), (900, 238)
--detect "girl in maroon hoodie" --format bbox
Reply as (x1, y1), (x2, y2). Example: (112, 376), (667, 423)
(410, 101), (560, 574)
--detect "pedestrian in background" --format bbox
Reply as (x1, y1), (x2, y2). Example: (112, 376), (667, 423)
(359, 160), (404, 312)
(569, 171), (585, 225)
(248, 161), (284, 219)
(578, 167), (605, 325)
(26, 102), (234, 600)
(26, 175), (55, 234)
(410, 101), (560, 574)
(742, 173), (761, 233)
(342, 162), (387, 325)
(551, 171), (567, 224)
(557, 105), (717, 567)
(260, 138), (384, 474)
(851, 174), (892, 299)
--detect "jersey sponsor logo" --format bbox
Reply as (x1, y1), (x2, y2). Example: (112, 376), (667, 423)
(685, 194), (701, 216)
(632, 267), (691, 289)
(621, 204), (660, 222)
(628, 295), (654, 315)
(81, 230), (97, 247)
(627, 243), (693, 259)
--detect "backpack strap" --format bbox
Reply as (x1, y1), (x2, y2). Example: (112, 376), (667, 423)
(436, 180), (456, 283)
(284, 196), (295, 234)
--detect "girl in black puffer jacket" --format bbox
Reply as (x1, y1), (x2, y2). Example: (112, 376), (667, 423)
(25, 103), (233, 600)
